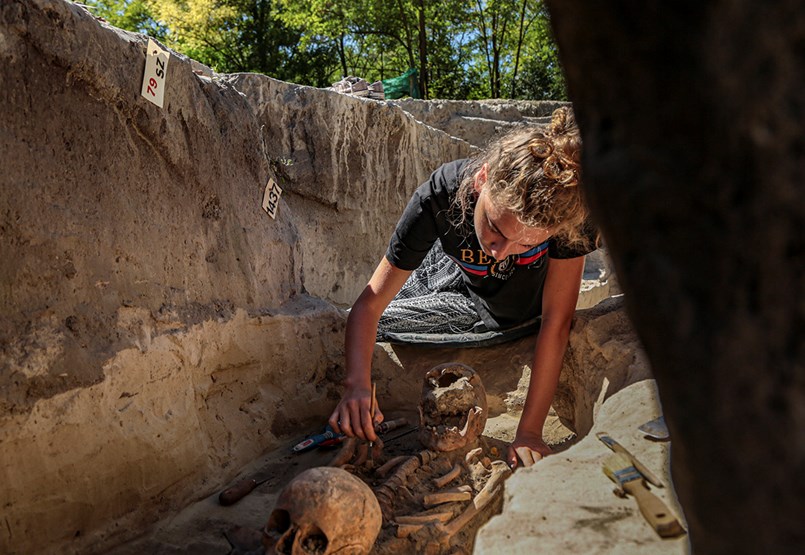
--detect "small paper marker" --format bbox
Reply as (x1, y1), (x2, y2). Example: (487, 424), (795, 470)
(262, 178), (283, 219)
(141, 38), (170, 108)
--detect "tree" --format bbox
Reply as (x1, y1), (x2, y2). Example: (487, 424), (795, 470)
(87, 0), (166, 38)
(510, 3), (566, 100)
(89, 0), (567, 100)
(90, 0), (334, 85)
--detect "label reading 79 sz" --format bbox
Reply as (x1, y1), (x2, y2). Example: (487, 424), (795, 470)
(141, 38), (170, 108)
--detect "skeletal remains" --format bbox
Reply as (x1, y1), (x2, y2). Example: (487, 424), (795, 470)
(263, 466), (382, 555)
(419, 363), (489, 452)
(261, 362), (509, 554)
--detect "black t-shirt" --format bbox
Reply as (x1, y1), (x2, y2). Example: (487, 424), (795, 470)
(385, 159), (596, 329)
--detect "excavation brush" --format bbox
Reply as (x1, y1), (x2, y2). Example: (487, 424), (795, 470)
(602, 452), (685, 538)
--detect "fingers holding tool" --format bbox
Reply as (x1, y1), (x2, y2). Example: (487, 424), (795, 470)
(366, 382), (381, 443)
(329, 385), (380, 441)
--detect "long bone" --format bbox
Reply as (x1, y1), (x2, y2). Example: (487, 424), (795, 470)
(433, 460), (511, 548)
(395, 512), (453, 538)
(352, 442), (370, 466)
(329, 437), (357, 467)
(371, 437), (384, 461)
(395, 512), (454, 525)
(423, 485), (472, 508)
(403, 461), (512, 550)
(329, 436), (384, 469)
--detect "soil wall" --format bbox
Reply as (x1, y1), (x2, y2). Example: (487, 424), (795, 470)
(1, 1), (618, 553)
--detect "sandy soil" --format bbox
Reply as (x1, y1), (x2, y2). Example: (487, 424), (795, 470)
(106, 408), (575, 555)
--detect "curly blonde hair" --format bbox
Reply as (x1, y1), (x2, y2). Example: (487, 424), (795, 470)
(455, 107), (592, 249)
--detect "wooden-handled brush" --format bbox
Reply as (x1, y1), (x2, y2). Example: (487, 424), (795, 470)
(602, 452), (685, 538)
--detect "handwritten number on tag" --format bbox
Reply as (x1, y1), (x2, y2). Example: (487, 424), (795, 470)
(141, 38), (170, 108)
(262, 179), (283, 219)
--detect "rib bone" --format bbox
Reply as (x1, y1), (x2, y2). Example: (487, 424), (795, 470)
(374, 453), (430, 521)
(376, 455), (409, 478)
(433, 463), (463, 488)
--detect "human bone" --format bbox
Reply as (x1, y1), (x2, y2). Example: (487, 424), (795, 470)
(433, 463), (463, 488)
(263, 466), (382, 555)
(431, 460), (511, 550)
(376, 455), (409, 477)
(423, 487), (472, 508)
(329, 436), (384, 469)
(374, 451), (431, 522)
(419, 363), (488, 451)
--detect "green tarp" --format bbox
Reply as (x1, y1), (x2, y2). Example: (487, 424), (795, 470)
(381, 68), (420, 100)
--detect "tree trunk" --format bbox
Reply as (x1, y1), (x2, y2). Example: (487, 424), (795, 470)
(254, 0), (267, 72)
(510, 0), (529, 98)
(475, 0), (493, 97)
(417, 0), (428, 99)
(338, 34), (347, 78)
(397, 0), (416, 70)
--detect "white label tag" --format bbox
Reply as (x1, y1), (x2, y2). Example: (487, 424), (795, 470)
(141, 38), (170, 108)
(262, 178), (283, 219)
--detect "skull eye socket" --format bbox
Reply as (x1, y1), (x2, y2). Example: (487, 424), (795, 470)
(265, 509), (294, 553)
(299, 526), (329, 554)
(435, 372), (461, 387)
(265, 509), (291, 535)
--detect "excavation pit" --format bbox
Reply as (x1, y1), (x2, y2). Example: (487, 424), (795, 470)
(105, 410), (572, 555)
(1, 4), (677, 553)
(101, 296), (647, 555)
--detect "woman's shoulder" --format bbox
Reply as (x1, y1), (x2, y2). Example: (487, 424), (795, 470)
(548, 220), (600, 259)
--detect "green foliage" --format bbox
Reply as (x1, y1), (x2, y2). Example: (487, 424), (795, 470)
(508, 3), (567, 100)
(86, 0), (166, 38)
(87, 0), (567, 100)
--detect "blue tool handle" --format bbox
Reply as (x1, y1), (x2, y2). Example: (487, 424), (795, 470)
(292, 425), (345, 453)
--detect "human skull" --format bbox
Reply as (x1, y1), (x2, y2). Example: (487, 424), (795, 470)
(419, 362), (488, 451)
(263, 466), (382, 555)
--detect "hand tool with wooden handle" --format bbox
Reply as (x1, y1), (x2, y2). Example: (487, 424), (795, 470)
(602, 453), (685, 538)
(368, 383), (377, 463)
(219, 477), (269, 506)
(375, 417), (408, 434)
(597, 432), (663, 488)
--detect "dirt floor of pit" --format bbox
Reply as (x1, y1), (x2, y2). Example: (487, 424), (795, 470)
(105, 409), (575, 555)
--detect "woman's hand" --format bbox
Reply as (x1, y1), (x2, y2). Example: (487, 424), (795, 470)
(333, 257), (407, 443)
(507, 429), (552, 469)
(329, 386), (384, 442)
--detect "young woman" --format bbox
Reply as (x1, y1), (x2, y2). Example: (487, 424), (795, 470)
(329, 107), (596, 468)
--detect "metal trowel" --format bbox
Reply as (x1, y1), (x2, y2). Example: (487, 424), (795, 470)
(638, 416), (669, 441)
